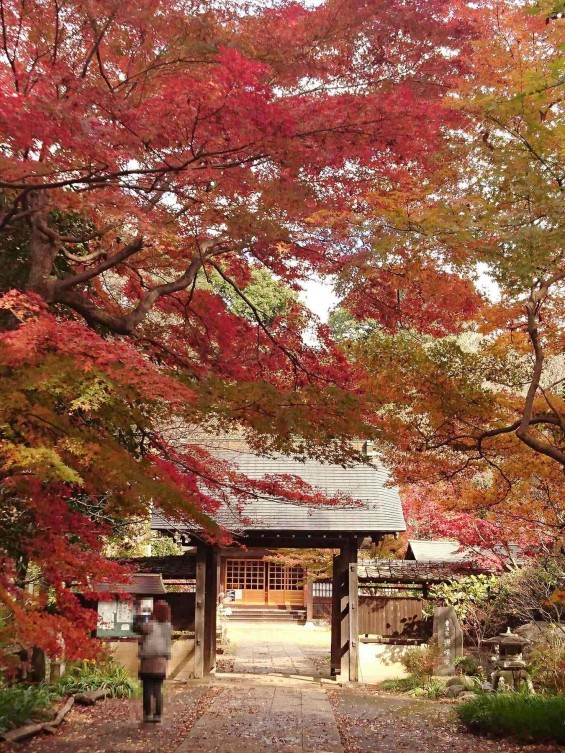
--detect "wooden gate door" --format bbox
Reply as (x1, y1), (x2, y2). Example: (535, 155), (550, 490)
(267, 564), (305, 607)
(225, 559), (266, 604)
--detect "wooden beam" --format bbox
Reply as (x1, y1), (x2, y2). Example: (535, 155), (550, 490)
(305, 575), (314, 623)
(236, 537), (350, 549)
(204, 546), (218, 675)
(194, 547), (206, 679)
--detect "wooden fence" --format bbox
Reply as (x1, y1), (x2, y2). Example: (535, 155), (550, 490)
(313, 594), (431, 643)
(358, 596), (430, 641)
(163, 592), (195, 631)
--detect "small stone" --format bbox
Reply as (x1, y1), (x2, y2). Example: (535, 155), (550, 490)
(457, 692), (477, 701)
(447, 675), (476, 690)
(445, 684), (466, 698)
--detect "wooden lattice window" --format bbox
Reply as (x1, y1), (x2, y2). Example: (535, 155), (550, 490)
(226, 560), (265, 591)
(268, 564), (304, 591)
(312, 580), (332, 598)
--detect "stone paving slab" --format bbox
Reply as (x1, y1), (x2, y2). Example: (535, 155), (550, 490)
(174, 683), (343, 753)
(232, 639), (322, 678)
(173, 622), (342, 753)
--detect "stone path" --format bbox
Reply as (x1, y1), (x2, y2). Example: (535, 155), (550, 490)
(175, 680), (343, 753)
(174, 621), (342, 752)
(232, 637), (322, 677)
(18, 685), (217, 753)
(328, 687), (564, 753)
(223, 622), (331, 679)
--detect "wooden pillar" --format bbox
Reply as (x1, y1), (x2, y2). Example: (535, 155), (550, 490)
(194, 547), (206, 679)
(330, 539), (359, 683)
(331, 550), (345, 677)
(347, 541), (359, 683)
(305, 575), (314, 623)
(339, 543), (351, 681)
(204, 546), (218, 675)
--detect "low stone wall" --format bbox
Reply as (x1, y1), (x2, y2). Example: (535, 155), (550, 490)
(107, 637), (195, 680)
(358, 640), (424, 683)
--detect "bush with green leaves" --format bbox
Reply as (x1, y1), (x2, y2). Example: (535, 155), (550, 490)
(379, 676), (422, 693)
(425, 574), (505, 646)
(56, 660), (138, 698)
(400, 641), (441, 680)
(0, 683), (60, 734)
(414, 679), (446, 700)
(453, 655), (484, 678)
(529, 636), (565, 693)
(379, 675), (447, 699)
(457, 693), (565, 744)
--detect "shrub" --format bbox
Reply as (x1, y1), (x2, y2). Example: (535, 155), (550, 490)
(425, 574), (505, 646)
(400, 641), (441, 680)
(454, 655), (483, 678)
(457, 693), (565, 744)
(380, 676), (447, 699)
(379, 676), (422, 693)
(417, 680), (446, 700)
(529, 636), (565, 693)
(0, 683), (60, 734)
(56, 660), (138, 698)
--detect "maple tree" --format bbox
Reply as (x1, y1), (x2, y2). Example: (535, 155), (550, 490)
(0, 0), (471, 659)
(335, 1), (565, 550)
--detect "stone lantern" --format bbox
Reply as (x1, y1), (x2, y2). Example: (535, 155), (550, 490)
(482, 627), (533, 692)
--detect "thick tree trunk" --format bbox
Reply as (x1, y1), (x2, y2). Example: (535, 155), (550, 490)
(26, 191), (59, 301)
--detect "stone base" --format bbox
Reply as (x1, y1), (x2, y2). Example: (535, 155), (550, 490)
(358, 642), (421, 683)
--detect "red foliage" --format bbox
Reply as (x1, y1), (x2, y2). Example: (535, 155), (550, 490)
(400, 486), (547, 570)
(0, 0), (475, 660)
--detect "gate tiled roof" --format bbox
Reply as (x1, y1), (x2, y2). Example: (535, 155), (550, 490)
(153, 449), (405, 536)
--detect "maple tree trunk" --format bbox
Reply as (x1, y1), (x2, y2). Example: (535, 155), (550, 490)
(26, 191), (59, 302)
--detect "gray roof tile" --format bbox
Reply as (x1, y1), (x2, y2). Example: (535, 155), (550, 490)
(154, 451), (405, 535)
(93, 573), (167, 595)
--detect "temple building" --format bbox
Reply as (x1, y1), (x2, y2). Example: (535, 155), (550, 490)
(146, 440), (407, 680)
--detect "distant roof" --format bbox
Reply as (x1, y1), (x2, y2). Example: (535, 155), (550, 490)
(407, 540), (468, 562)
(406, 539), (527, 567)
(358, 559), (476, 583)
(153, 449), (405, 536)
(123, 556), (196, 580)
(93, 573), (167, 595)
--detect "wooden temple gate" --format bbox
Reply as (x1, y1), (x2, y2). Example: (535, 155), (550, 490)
(192, 536), (361, 682)
(125, 553), (464, 682)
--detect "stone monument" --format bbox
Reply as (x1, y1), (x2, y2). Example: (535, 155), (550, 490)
(433, 606), (464, 675)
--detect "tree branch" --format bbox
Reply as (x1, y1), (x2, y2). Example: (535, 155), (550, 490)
(515, 270), (565, 466)
(55, 235), (144, 291)
(209, 261), (310, 380)
(81, 11), (116, 78)
(57, 237), (230, 334)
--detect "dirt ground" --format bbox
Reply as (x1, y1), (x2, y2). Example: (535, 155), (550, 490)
(1, 684), (218, 753)
(328, 687), (563, 753)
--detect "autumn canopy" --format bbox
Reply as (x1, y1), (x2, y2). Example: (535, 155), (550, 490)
(0, 0), (563, 659)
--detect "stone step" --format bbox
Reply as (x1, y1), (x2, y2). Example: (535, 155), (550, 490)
(227, 618), (306, 624)
(225, 606), (306, 623)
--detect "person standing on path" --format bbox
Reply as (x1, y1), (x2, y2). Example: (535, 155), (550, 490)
(138, 600), (172, 724)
